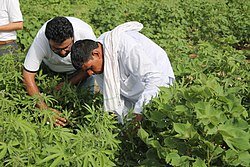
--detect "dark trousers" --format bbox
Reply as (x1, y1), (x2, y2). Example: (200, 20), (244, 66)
(0, 42), (19, 56)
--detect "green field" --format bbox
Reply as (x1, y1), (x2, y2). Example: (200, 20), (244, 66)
(0, 0), (249, 166)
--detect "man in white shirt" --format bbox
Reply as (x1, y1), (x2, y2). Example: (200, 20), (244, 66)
(70, 22), (175, 123)
(0, 0), (23, 55)
(23, 16), (96, 126)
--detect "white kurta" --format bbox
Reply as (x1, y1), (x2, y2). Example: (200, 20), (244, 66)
(23, 17), (96, 74)
(96, 29), (175, 117)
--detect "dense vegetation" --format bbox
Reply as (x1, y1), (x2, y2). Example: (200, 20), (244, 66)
(0, 0), (249, 166)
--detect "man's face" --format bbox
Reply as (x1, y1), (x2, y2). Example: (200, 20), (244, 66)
(49, 37), (74, 57)
(81, 54), (104, 76)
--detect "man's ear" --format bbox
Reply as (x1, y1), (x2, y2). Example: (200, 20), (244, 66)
(91, 45), (102, 59)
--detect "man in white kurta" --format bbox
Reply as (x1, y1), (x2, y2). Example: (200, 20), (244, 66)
(71, 22), (175, 123)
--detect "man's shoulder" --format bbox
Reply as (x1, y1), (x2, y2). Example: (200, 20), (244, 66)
(33, 24), (47, 42)
(119, 31), (139, 45)
(66, 17), (90, 26)
(68, 17), (96, 39)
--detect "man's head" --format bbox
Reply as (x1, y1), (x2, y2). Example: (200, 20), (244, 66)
(45, 16), (74, 57)
(71, 39), (104, 76)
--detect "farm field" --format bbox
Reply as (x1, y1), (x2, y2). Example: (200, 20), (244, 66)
(0, 0), (249, 166)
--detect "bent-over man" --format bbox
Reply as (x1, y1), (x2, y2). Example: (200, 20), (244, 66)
(23, 16), (96, 126)
(70, 21), (175, 123)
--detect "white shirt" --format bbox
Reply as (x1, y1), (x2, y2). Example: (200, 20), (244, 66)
(96, 31), (175, 115)
(23, 17), (96, 73)
(0, 0), (23, 41)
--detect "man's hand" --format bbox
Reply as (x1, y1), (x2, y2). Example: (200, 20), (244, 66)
(135, 113), (142, 122)
(55, 82), (64, 91)
(48, 108), (67, 127)
(23, 69), (67, 127)
(134, 113), (142, 129)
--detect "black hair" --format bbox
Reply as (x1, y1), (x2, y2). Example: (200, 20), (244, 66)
(71, 39), (99, 70)
(45, 16), (74, 43)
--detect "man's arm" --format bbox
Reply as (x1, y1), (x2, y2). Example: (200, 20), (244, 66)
(68, 70), (88, 85)
(56, 70), (88, 90)
(0, 22), (23, 31)
(22, 69), (45, 107)
(23, 69), (67, 126)
(125, 43), (163, 118)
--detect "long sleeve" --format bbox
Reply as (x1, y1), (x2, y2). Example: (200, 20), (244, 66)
(118, 31), (174, 115)
(124, 45), (167, 114)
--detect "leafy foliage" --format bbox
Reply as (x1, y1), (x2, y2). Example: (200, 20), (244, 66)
(0, 54), (120, 166)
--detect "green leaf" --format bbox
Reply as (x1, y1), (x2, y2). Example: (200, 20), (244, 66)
(192, 158), (207, 167)
(137, 128), (149, 143)
(173, 122), (198, 139)
(175, 105), (188, 115)
(50, 156), (62, 167)
(238, 151), (250, 166)
(37, 153), (61, 165)
(0, 143), (7, 160)
(165, 152), (180, 165)
(195, 101), (227, 126)
(83, 155), (89, 167)
(218, 122), (250, 151)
